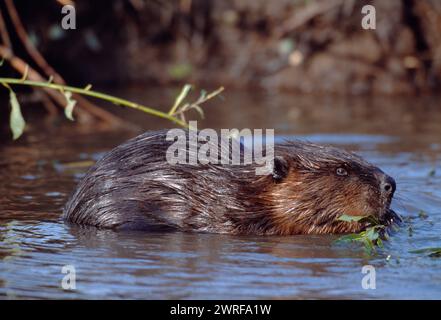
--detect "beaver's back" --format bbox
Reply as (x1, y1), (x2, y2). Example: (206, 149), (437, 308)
(63, 130), (253, 232)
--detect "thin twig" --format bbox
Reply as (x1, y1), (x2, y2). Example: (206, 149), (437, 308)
(0, 45), (90, 121)
(5, 0), (63, 83)
(168, 84), (192, 116)
(173, 86), (224, 117)
(4, 0), (125, 126)
(0, 45), (129, 126)
(0, 77), (189, 127)
(0, 17), (61, 118)
(0, 8), (12, 48)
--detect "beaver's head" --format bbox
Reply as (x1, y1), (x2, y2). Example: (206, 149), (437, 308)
(266, 141), (397, 235)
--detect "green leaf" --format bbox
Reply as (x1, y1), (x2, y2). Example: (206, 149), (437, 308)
(63, 91), (77, 121)
(365, 227), (380, 241)
(334, 225), (383, 255)
(337, 214), (367, 223)
(334, 232), (366, 244)
(9, 90), (25, 140)
(429, 251), (441, 258)
(377, 238), (383, 248)
(410, 247), (441, 257)
(335, 234), (359, 243)
(363, 238), (374, 252)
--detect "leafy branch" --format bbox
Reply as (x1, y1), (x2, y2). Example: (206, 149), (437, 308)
(335, 214), (387, 254)
(0, 76), (224, 139)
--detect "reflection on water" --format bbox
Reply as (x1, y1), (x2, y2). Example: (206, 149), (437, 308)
(0, 88), (440, 299)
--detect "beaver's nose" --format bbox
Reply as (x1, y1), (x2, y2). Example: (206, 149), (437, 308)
(380, 174), (396, 198)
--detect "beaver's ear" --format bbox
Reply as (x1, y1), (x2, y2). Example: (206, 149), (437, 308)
(272, 156), (289, 182)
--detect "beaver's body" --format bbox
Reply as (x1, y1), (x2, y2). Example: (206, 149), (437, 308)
(63, 130), (397, 235)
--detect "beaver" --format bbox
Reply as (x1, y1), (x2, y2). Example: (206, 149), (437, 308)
(63, 129), (398, 235)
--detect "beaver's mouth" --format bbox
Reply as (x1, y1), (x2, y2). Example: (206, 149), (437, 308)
(379, 208), (402, 227)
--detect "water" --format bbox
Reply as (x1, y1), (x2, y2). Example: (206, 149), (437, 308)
(0, 88), (440, 299)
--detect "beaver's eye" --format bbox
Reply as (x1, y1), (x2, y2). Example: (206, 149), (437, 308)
(336, 167), (348, 176)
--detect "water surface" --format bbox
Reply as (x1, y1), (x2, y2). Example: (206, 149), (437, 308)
(1, 88), (440, 299)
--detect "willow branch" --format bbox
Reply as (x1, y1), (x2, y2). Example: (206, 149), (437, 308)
(4, 0), (126, 126)
(0, 77), (189, 127)
(5, 0), (62, 82)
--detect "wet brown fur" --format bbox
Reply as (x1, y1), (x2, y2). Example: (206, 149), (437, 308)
(63, 130), (396, 235)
